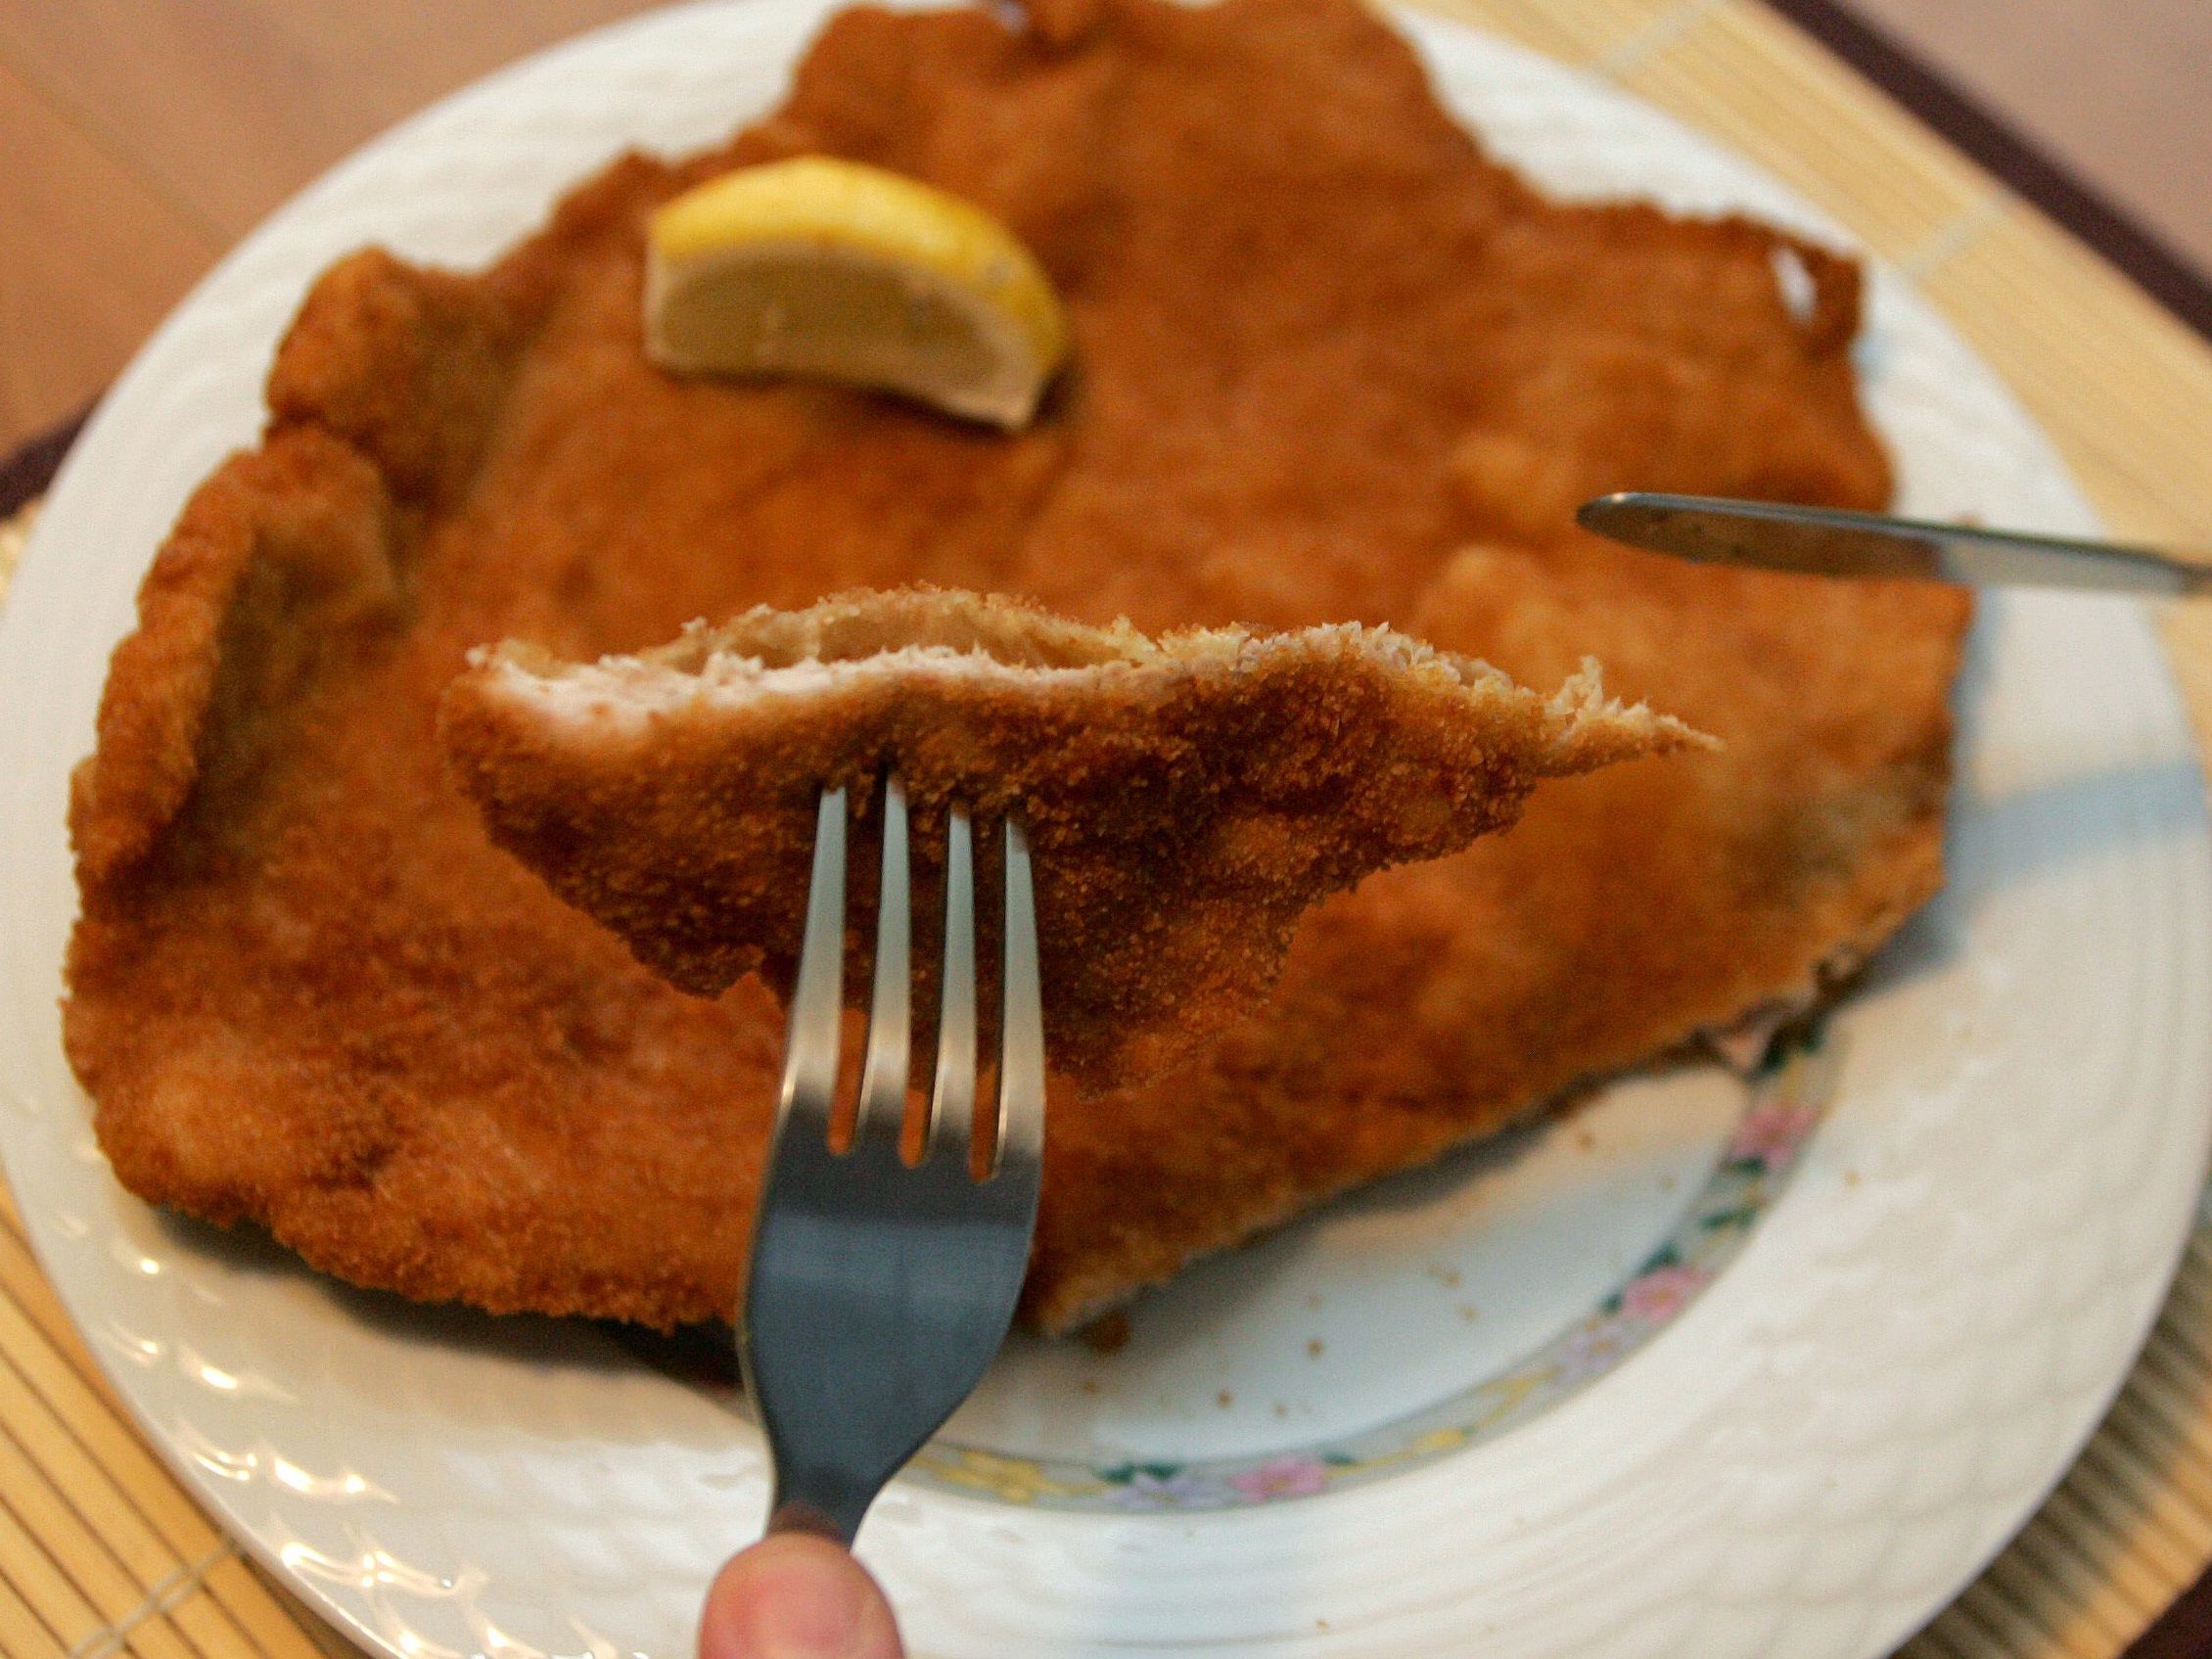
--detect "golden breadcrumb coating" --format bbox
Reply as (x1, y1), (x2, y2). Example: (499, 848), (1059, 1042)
(66, 0), (1967, 1332)
(440, 586), (1702, 1090)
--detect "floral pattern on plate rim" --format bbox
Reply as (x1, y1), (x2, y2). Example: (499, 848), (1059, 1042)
(907, 1030), (1842, 1512)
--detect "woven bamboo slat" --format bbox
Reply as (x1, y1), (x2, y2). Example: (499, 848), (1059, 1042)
(3, 1), (2212, 1654)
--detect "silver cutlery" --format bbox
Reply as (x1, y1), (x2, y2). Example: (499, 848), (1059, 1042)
(739, 776), (1046, 1544)
(1578, 490), (2212, 595)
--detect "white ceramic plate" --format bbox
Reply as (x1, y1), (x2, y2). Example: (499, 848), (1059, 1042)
(3, 3), (2208, 1655)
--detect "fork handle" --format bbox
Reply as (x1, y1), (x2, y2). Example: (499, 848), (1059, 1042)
(766, 1483), (875, 1546)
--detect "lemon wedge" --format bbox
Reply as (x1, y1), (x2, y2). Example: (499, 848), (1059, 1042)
(644, 157), (1070, 429)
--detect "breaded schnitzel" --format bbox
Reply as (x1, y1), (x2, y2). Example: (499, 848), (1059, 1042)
(65, 0), (1968, 1332)
(440, 587), (1702, 1091)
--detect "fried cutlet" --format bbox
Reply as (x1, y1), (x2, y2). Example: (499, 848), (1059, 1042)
(439, 587), (1702, 1091)
(65, 0), (1969, 1332)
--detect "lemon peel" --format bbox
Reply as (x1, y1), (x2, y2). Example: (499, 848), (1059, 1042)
(645, 156), (1069, 428)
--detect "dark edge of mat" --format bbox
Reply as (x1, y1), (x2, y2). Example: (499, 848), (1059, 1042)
(11, 6), (2212, 1651)
(1759, 0), (2212, 345)
(0, 408), (87, 521)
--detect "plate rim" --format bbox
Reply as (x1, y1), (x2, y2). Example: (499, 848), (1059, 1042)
(2, 3), (2207, 1656)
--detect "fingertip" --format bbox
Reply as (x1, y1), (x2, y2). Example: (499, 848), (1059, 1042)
(699, 1533), (903, 1659)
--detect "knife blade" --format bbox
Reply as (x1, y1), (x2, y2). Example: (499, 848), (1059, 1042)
(1577, 491), (2212, 596)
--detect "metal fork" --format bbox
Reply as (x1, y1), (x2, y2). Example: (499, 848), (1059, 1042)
(738, 776), (1046, 1544)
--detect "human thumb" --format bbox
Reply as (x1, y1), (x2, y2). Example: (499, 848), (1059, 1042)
(698, 1533), (905, 1659)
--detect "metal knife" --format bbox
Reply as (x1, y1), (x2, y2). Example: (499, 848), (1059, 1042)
(1577, 491), (2212, 596)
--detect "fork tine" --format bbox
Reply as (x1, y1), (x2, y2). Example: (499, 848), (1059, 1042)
(853, 775), (911, 1149)
(745, 794), (1044, 1549)
(924, 807), (977, 1166)
(994, 817), (1046, 1173)
(776, 787), (848, 1144)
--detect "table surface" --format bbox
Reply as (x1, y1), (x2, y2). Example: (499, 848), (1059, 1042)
(6, 4), (2212, 1659)
(1, 0), (2209, 458)
(1848, 0), (2212, 278)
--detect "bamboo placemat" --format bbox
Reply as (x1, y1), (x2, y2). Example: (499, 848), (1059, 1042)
(5, 0), (2212, 1655)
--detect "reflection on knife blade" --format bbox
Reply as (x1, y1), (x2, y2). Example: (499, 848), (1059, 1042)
(1578, 491), (2212, 596)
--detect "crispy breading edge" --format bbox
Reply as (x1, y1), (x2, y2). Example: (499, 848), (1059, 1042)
(68, 143), (691, 908)
(438, 587), (1710, 1092)
(62, 249), (545, 1257)
(68, 430), (389, 893)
